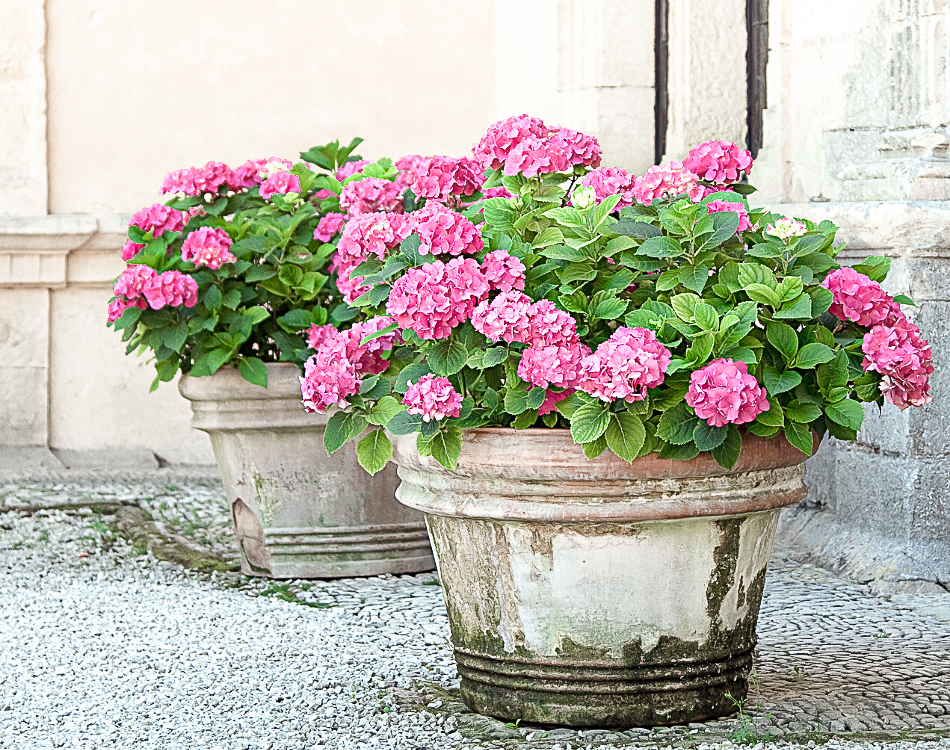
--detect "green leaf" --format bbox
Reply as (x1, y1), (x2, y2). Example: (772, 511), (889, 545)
(825, 398), (865, 431)
(417, 424), (463, 470)
(776, 276), (804, 303)
(330, 303), (360, 325)
(526, 386), (547, 410)
(244, 305), (270, 325)
(794, 343), (835, 369)
(711, 426), (742, 469)
(504, 388), (529, 415)
(817, 349), (849, 395)
(784, 400), (822, 423)
(773, 294), (813, 320)
(353, 283), (392, 308)
(722, 346), (758, 366)
(746, 242), (783, 259)
(638, 236), (684, 258)
(512, 409), (539, 429)
(360, 322), (400, 346)
(245, 266), (277, 283)
(892, 293), (916, 307)
(737, 263), (775, 289)
(686, 331), (715, 364)
(592, 297), (628, 320)
(539, 244), (586, 261)
(205, 347), (232, 375)
(356, 429), (393, 475)
(583, 435), (609, 459)
(658, 441), (701, 461)
(692, 302), (718, 331)
(482, 346), (508, 368)
(851, 255), (891, 283)
(809, 287), (835, 316)
(237, 357), (268, 387)
(784, 420), (815, 456)
(755, 399), (784, 427)
(395, 362), (432, 394)
(679, 265), (711, 294)
(655, 269), (682, 291)
(766, 322), (799, 365)
(695, 211), (740, 252)
(385, 409), (422, 435)
(221, 289), (242, 310)
(763, 366), (802, 396)
(670, 293), (702, 322)
(745, 283), (782, 308)
(324, 412), (349, 454)
(277, 309), (312, 332)
(427, 339), (468, 376)
(204, 285), (222, 311)
(558, 262), (597, 285)
(366, 396), (403, 427)
(747, 421), (781, 438)
(605, 413), (646, 462)
(693, 421), (728, 451)
(570, 402), (611, 444)
(609, 220), (662, 239)
(656, 404), (700, 445)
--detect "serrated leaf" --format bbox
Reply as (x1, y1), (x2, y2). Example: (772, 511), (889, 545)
(695, 211), (740, 252)
(746, 242), (783, 259)
(237, 357), (268, 387)
(784, 420), (815, 456)
(824, 398), (865, 431)
(670, 293), (702, 323)
(745, 283), (782, 307)
(605, 412), (646, 462)
(892, 293), (916, 307)
(766, 322), (799, 365)
(658, 441), (701, 461)
(711, 425), (742, 469)
(570, 402), (611, 444)
(482, 346), (508, 368)
(794, 343), (835, 369)
(656, 404), (700, 445)
(679, 265), (710, 294)
(655, 269), (681, 291)
(692, 303), (718, 331)
(638, 236), (684, 258)
(427, 339), (468, 376)
(693, 421), (728, 451)
(512, 409), (539, 429)
(278, 309), (312, 332)
(356, 429), (393, 475)
(610, 220), (662, 239)
(851, 255), (891, 283)
(773, 294), (813, 320)
(245, 266), (278, 283)
(324, 411), (349, 454)
(394, 362), (432, 394)
(784, 400), (822, 423)
(583, 435), (608, 459)
(763, 366), (802, 396)
(755, 399), (784, 427)
(592, 297), (628, 320)
(385, 409), (422, 435)
(366, 395), (403, 427)
(737, 262), (775, 289)
(809, 287), (835, 316)
(418, 424), (463, 470)
(504, 388), (530, 415)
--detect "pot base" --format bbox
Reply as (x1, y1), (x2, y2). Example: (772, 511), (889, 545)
(456, 647), (749, 728)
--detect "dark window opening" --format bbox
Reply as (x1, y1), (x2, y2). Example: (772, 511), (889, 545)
(747, 0), (769, 158)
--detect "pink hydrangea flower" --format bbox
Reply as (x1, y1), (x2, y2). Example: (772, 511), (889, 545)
(408, 203), (483, 256)
(313, 213), (346, 243)
(107, 297), (146, 323)
(471, 291), (533, 343)
(130, 203), (185, 238)
(180, 227), (236, 270)
(306, 324), (337, 351)
(517, 341), (590, 389)
(706, 199), (753, 233)
(394, 154), (429, 190)
(862, 319), (933, 410)
(386, 257), (489, 340)
(822, 267), (902, 327)
(400, 156), (485, 204)
(121, 241), (144, 261)
(141, 270), (199, 310)
(339, 177), (405, 216)
(576, 327), (672, 403)
(526, 300), (578, 348)
(299, 317), (400, 413)
(686, 358), (769, 427)
(547, 127), (602, 171)
(314, 189), (336, 201)
(336, 160), (369, 180)
(162, 162), (235, 196)
(578, 167), (638, 210)
(537, 387), (575, 416)
(481, 249), (526, 292)
(482, 186), (514, 200)
(113, 264), (158, 300)
(403, 374), (463, 422)
(683, 140), (752, 185)
(472, 114), (549, 171)
(259, 171), (301, 199)
(333, 259), (373, 305)
(633, 162), (703, 204)
(230, 158), (294, 189)
(335, 212), (410, 269)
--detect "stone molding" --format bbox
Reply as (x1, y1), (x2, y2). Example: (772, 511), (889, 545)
(0, 214), (126, 287)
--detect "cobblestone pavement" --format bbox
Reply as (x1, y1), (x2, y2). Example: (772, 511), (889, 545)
(1, 471), (948, 749)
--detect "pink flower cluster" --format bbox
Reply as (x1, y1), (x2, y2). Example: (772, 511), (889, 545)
(579, 167), (638, 210)
(333, 213), (411, 302)
(686, 358), (769, 427)
(403, 374), (463, 422)
(472, 115), (602, 177)
(483, 186), (514, 200)
(470, 291), (534, 343)
(231, 158), (294, 189)
(122, 204), (185, 260)
(518, 342), (590, 389)
(259, 171), (301, 199)
(633, 162), (703, 204)
(822, 268), (902, 328)
(313, 213), (346, 243)
(337, 160), (369, 180)
(180, 227), (236, 269)
(862, 319), (933, 410)
(300, 317), (400, 412)
(107, 297), (146, 323)
(396, 155), (485, 204)
(481, 249), (526, 292)
(412, 203), (483, 256)
(112, 264), (198, 316)
(386, 257), (490, 340)
(339, 177), (405, 216)
(161, 161), (233, 196)
(706, 199), (753, 233)
(683, 140), (753, 185)
(575, 328), (672, 403)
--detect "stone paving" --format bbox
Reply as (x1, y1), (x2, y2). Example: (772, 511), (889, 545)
(1, 470), (949, 749)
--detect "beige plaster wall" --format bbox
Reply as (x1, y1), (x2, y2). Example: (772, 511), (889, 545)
(45, 0), (497, 215)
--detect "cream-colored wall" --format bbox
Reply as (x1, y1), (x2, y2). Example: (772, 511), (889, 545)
(45, 0), (497, 214)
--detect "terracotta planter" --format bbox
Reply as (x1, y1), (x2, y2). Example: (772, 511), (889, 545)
(391, 428), (809, 728)
(179, 363), (433, 578)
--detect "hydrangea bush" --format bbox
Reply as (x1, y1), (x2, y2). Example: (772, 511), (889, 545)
(300, 115), (933, 475)
(107, 139), (378, 389)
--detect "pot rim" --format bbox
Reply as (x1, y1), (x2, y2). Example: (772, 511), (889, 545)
(179, 362), (304, 402)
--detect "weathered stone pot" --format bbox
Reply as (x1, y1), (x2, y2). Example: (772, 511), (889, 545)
(179, 363), (434, 578)
(391, 428), (809, 728)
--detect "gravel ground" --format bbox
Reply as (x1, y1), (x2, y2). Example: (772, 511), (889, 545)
(1, 472), (949, 750)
